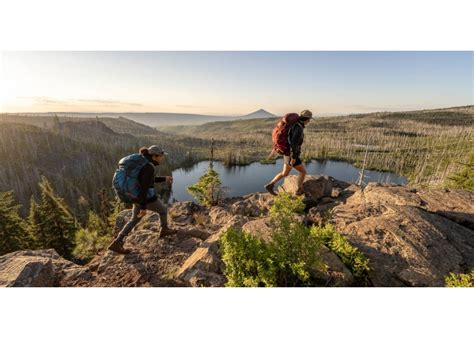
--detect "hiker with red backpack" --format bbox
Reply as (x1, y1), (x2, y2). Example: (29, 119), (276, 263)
(108, 145), (176, 254)
(264, 110), (315, 196)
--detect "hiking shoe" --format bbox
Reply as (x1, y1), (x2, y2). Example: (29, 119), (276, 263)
(296, 188), (305, 196)
(107, 240), (131, 255)
(159, 227), (177, 238)
(264, 183), (277, 196)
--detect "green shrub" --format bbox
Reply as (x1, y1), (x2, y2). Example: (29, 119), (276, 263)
(73, 211), (113, 261)
(220, 192), (371, 287)
(220, 228), (275, 287)
(220, 192), (325, 287)
(187, 167), (223, 206)
(269, 191), (305, 221)
(310, 224), (370, 284)
(444, 270), (474, 287)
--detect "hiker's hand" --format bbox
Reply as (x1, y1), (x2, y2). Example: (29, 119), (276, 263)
(165, 176), (173, 183)
(290, 158), (296, 167)
(138, 209), (147, 218)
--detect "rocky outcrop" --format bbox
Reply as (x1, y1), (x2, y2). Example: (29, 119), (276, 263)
(316, 246), (354, 287)
(175, 209), (249, 287)
(0, 249), (87, 287)
(242, 218), (273, 241)
(230, 192), (274, 217)
(174, 232), (226, 287)
(416, 189), (474, 230)
(331, 183), (474, 286)
(169, 201), (206, 225)
(1, 177), (472, 287)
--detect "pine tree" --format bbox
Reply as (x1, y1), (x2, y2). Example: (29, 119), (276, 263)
(73, 210), (113, 261)
(28, 197), (42, 234)
(77, 196), (90, 225)
(29, 176), (77, 258)
(0, 191), (31, 255)
(97, 189), (111, 223)
(187, 167), (223, 206)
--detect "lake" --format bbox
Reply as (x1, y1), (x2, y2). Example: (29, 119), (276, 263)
(167, 158), (407, 202)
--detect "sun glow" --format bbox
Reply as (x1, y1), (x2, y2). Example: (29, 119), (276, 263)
(0, 82), (20, 113)
(0, 53), (4, 111)
(0, 54), (20, 113)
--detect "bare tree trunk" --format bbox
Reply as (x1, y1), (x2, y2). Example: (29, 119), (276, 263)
(358, 144), (369, 186)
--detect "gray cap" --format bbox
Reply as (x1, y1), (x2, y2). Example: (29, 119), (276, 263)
(148, 145), (168, 156)
(300, 110), (315, 120)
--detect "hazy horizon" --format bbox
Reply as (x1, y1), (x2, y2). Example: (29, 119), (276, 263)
(1, 51), (472, 115)
(1, 105), (473, 118)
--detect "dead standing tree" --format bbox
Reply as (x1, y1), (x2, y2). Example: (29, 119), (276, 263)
(209, 138), (215, 170)
(357, 143), (370, 187)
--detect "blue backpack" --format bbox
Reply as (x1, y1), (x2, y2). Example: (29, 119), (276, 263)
(112, 154), (156, 203)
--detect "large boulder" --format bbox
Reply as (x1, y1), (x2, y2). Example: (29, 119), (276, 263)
(175, 232), (226, 287)
(353, 182), (425, 207)
(175, 207), (249, 287)
(209, 207), (249, 229)
(416, 189), (474, 230)
(0, 249), (82, 287)
(331, 184), (474, 286)
(279, 175), (334, 200)
(315, 246), (354, 287)
(230, 192), (275, 217)
(169, 201), (206, 225)
(242, 218), (273, 241)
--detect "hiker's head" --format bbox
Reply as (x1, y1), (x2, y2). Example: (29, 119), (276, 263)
(299, 110), (314, 125)
(140, 145), (168, 164)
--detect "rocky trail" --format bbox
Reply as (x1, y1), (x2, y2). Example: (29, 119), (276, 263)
(1, 175), (473, 287)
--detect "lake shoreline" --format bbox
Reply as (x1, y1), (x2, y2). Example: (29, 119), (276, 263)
(168, 158), (408, 202)
(192, 155), (407, 175)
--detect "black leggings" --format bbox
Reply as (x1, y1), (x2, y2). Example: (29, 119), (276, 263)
(116, 199), (168, 242)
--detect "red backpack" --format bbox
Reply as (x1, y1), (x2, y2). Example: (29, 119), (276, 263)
(272, 113), (300, 155)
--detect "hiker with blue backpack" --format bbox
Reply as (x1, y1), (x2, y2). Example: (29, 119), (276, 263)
(264, 110), (315, 196)
(108, 145), (176, 254)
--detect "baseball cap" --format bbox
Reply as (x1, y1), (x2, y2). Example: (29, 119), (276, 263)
(300, 110), (316, 120)
(147, 145), (168, 156)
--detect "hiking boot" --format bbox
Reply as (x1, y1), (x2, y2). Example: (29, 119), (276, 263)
(296, 187), (305, 196)
(159, 227), (177, 238)
(107, 240), (131, 255)
(264, 183), (277, 196)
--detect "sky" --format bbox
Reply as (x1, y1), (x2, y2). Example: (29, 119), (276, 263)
(0, 51), (472, 116)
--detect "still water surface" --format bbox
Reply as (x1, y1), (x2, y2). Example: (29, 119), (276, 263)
(167, 159), (407, 202)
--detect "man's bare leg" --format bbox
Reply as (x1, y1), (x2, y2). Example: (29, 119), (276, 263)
(294, 163), (307, 194)
(265, 164), (292, 195)
(269, 163), (292, 185)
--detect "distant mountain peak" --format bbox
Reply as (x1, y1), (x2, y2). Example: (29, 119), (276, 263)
(241, 109), (276, 119)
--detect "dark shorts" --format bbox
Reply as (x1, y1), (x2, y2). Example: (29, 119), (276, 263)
(283, 155), (303, 167)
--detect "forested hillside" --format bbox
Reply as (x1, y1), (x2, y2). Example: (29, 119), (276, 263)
(0, 115), (207, 214)
(161, 106), (474, 186)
